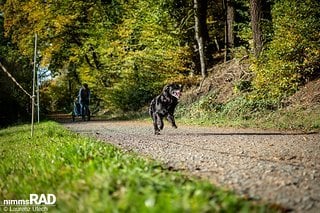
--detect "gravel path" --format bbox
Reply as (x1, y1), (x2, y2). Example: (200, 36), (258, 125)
(62, 120), (320, 212)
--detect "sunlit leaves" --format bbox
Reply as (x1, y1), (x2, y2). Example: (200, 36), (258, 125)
(1, 0), (192, 112)
(252, 0), (320, 100)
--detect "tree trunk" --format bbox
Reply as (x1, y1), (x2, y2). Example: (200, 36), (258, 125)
(194, 0), (208, 78)
(250, 0), (263, 58)
(224, 0), (234, 62)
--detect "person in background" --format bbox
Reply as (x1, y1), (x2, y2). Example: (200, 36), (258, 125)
(79, 83), (91, 121)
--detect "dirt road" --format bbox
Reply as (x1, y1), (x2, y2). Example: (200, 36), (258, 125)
(62, 119), (320, 212)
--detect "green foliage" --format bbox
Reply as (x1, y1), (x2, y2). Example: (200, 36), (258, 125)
(107, 69), (163, 111)
(0, 121), (276, 212)
(177, 94), (279, 124)
(0, 56), (33, 126)
(233, 0), (251, 49)
(87, 0), (191, 111)
(252, 0), (320, 99)
(1, 0), (319, 120)
(220, 96), (278, 119)
(197, 93), (224, 113)
(0, 12), (34, 126)
(40, 76), (73, 112)
(177, 93), (320, 131)
(2, 0), (192, 112)
(234, 80), (252, 93)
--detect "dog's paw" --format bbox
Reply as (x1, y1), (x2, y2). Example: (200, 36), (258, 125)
(154, 130), (160, 135)
(172, 124), (178, 129)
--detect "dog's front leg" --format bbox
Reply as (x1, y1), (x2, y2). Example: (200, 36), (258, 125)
(167, 114), (177, 128)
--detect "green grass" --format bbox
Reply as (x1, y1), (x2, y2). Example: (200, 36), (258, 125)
(177, 106), (320, 132)
(176, 95), (320, 132)
(0, 121), (278, 212)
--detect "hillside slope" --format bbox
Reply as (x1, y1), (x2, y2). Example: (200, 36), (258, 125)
(177, 59), (320, 131)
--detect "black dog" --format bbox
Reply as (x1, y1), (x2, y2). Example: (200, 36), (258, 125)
(149, 83), (182, 135)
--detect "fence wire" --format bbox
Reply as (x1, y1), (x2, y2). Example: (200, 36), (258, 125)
(0, 61), (33, 99)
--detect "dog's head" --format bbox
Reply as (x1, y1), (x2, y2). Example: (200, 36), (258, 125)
(163, 84), (183, 99)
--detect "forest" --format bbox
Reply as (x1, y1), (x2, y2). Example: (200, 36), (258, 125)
(0, 0), (319, 126)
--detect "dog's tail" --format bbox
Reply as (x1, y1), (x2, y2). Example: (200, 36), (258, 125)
(149, 98), (155, 118)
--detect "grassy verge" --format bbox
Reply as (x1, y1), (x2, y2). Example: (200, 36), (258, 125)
(176, 95), (320, 132)
(94, 95), (319, 132)
(0, 121), (278, 212)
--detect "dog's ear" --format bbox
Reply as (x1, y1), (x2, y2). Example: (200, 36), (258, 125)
(162, 84), (170, 95)
(163, 84), (168, 91)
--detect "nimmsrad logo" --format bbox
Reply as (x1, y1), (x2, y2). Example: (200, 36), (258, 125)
(3, 194), (56, 205)
(1, 194), (56, 212)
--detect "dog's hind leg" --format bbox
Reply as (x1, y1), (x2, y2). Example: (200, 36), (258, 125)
(156, 113), (164, 131)
(153, 113), (161, 135)
(167, 114), (177, 128)
(158, 119), (164, 130)
(149, 99), (160, 135)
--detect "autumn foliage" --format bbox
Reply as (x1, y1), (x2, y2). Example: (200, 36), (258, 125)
(0, 0), (319, 122)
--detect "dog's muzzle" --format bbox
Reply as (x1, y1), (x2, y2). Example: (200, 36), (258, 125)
(172, 90), (181, 99)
